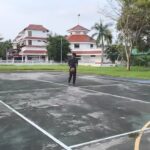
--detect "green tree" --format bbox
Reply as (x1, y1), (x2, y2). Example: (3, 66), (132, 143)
(100, 0), (150, 70)
(92, 21), (112, 65)
(0, 40), (12, 59)
(135, 0), (150, 51)
(113, 0), (150, 70)
(105, 44), (123, 64)
(47, 35), (70, 62)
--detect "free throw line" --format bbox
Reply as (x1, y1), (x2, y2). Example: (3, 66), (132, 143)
(0, 100), (71, 150)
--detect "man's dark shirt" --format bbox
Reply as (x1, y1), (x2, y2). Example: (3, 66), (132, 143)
(68, 57), (78, 68)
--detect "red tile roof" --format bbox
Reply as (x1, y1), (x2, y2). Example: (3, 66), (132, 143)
(66, 35), (95, 43)
(68, 25), (89, 32)
(24, 24), (49, 32)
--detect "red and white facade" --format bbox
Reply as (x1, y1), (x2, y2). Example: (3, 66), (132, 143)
(66, 25), (103, 65)
(12, 24), (49, 62)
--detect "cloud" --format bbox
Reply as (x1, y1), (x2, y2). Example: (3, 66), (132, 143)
(0, 0), (111, 40)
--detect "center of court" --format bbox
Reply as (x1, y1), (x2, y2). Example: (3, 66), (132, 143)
(0, 72), (150, 150)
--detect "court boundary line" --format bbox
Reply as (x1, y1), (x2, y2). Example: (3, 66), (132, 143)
(0, 100), (72, 150)
(53, 72), (150, 86)
(0, 87), (65, 94)
(33, 79), (68, 87)
(1, 76), (150, 149)
(81, 88), (150, 104)
(33, 79), (150, 104)
(69, 128), (150, 149)
(80, 75), (150, 86)
(0, 72), (149, 86)
(78, 83), (120, 88)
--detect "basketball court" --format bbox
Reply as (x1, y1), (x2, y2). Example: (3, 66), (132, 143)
(0, 72), (150, 150)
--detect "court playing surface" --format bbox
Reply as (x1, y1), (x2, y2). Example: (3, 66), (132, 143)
(0, 72), (150, 150)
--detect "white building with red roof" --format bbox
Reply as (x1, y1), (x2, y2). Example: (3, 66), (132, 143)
(12, 24), (49, 62)
(66, 24), (103, 65)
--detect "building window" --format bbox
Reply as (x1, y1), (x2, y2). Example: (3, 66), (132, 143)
(28, 40), (32, 46)
(90, 44), (94, 48)
(74, 44), (80, 49)
(28, 31), (32, 37)
(91, 55), (95, 57)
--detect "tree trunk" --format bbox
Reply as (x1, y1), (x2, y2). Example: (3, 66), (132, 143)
(126, 55), (131, 71)
(124, 37), (132, 71)
(101, 37), (104, 66)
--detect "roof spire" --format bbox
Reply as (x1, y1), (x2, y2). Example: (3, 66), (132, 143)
(78, 14), (80, 25)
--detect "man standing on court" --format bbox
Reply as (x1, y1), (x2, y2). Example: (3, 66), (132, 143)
(68, 53), (78, 86)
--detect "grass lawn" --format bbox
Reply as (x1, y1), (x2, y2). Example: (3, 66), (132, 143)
(0, 64), (150, 79)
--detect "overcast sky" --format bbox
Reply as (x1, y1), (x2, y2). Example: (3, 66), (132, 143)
(0, 0), (114, 40)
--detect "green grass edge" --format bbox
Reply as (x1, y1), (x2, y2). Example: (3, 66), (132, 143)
(0, 64), (149, 80)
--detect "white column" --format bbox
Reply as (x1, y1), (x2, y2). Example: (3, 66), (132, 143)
(25, 55), (28, 62)
(12, 57), (14, 63)
(45, 56), (48, 62)
(22, 55), (24, 62)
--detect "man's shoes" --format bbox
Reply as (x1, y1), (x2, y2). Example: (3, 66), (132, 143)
(68, 82), (76, 86)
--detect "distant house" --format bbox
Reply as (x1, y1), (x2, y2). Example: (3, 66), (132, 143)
(66, 24), (104, 65)
(12, 24), (49, 62)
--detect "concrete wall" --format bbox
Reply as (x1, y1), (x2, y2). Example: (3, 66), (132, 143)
(25, 30), (48, 38)
(22, 46), (47, 51)
(80, 55), (102, 63)
(25, 40), (47, 46)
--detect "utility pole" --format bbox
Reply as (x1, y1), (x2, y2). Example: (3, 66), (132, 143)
(60, 37), (62, 64)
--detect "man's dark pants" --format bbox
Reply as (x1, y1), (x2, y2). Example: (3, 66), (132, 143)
(68, 69), (76, 85)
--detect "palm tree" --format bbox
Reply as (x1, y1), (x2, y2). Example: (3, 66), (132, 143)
(92, 21), (112, 65)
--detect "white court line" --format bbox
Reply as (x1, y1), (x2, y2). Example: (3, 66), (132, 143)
(33, 79), (68, 87)
(1, 77), (149, 149)
(0, 87), (64, 94)
(0, 100), (71, 150)
(82, 76), (150, 86)
(115, 81), (150, 87)
(33, 79), (150, 104)
(79, 83), (120, 88)
(81, 88), (150, 104)
(69, 128), (150, 149)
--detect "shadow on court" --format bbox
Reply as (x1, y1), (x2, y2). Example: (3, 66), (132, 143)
(0, 72), (150, 150)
